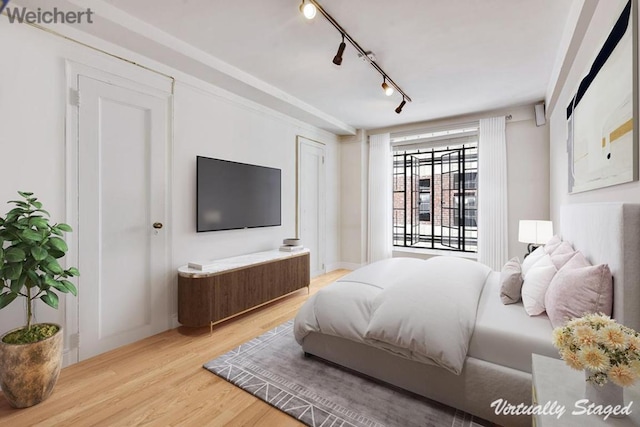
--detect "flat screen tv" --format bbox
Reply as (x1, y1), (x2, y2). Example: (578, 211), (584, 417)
(197, 156), (282, 232)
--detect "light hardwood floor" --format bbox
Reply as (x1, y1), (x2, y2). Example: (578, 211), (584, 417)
(0, 269), (350, 427)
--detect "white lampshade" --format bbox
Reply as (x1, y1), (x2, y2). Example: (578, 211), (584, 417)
(518, 220), (553, 245)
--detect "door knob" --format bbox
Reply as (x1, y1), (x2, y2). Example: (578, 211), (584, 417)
(153, 222), (163, 229)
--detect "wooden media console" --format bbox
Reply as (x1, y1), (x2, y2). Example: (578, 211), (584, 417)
(177, 249), (310, 330)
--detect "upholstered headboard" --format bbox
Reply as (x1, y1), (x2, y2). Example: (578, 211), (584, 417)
(560, 203), (640, 331)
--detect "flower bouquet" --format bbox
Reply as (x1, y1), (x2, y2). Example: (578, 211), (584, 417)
(552, 313), (640, 387)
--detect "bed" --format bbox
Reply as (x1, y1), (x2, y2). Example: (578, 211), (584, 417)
(294, 203), (640, 426)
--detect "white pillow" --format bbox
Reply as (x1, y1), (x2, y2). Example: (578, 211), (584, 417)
(521, 245), (546, 276)
(521, 255), (557, 316)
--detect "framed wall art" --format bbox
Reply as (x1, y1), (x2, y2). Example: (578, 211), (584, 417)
(566, 0), (638, 193)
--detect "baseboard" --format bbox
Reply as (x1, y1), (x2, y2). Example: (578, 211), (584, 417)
(62, 347), (78, 368)
(170, 313), (180, 329)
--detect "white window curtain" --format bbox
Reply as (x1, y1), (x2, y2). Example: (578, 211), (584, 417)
(368, 133), (393, 263)
(478, 117), (508, 271)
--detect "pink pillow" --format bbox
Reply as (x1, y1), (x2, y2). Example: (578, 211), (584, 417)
(544, 235), (562, 254)
(544, 261), (613, 328)
(550, 251), (576, 270)
(549, 241), (573, 256)
(563, 251), (591, 268)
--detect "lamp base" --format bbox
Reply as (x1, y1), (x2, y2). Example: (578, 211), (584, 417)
(524, 243), (541, 258)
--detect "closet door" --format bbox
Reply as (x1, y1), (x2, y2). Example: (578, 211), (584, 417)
(297, 137), (326, 278)
(77, 74), (170, 360)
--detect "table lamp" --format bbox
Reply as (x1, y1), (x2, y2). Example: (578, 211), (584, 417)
(518, 220), (553, 256)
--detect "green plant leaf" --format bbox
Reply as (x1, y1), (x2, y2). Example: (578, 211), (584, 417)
(48, 237), (68, 252)
(7, 201), (29, 209)
(0, 292), (18, 309)
(44, 275), (64, 292)
(7, 206), (28, 215)
(18, 191), (34, 198)
(5, 264), (23, 281)
(40, 291), (59, 309)
(30, 247), (48, 261)
(67, 267), (80, 277)
(49, 249), (65, 259)
(4, 247), (25, 263)
(45, 260), (64, 275)
(56, 223), (73, 232)
(47, 279), (70, 294)
(26, 270), (39, 284)
(31, 201), (42, 209)
(10, 272), (27, 293)
(29, 217), (48, 229)
(50, 227), (63, 236)
(35, 209), (50, 217)
(60, 280), (78, 296)
(21, 228), (43, 242)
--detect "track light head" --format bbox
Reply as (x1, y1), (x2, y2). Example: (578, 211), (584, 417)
(395, 99), (406, 114)
(381, 79), (393, 96)
(300, 0), (317, 19)
(333, 36), (346, 66)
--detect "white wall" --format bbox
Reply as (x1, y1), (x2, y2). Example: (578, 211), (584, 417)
(0, 21), (340, 363)
(549, 0), (640, 226)
(171, 81), (341, 305)
(506, 117), (550, 260)
(342, 104), (550, 264)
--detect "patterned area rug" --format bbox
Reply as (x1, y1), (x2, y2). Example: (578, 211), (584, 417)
(204, 320), (491, 427)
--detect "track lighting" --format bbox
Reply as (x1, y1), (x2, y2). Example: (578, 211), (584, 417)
(299, 0), (412, 113)
(299, 0), (317, 20)
(333, 35), (346, 66)
(381, 78), (393, 96)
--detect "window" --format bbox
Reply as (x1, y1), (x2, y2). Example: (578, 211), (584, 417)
(392, 125), (478, 253)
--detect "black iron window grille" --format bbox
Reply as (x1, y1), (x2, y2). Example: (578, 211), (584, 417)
(392, 143), (478, 252)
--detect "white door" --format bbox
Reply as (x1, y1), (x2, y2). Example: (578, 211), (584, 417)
(297, 137), (326, 277)
(77, 75), (170, 360)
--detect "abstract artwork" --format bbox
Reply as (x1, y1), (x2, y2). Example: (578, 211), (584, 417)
(567, 0), (637, 193)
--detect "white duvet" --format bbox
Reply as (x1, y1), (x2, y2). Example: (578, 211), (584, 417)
(294, 256), (492, 375)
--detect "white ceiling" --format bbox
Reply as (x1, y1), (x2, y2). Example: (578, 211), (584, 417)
(21, 0), (576, 134)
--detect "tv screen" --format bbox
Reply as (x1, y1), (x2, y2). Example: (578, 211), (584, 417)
(197, 156), (282, 232)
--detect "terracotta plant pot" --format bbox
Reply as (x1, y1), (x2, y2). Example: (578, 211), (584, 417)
(0, 324), (63, 408)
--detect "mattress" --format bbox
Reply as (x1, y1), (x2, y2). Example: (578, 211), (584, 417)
(467, 271), (558, 372)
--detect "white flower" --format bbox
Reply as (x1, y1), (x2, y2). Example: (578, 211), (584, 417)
(609, 365), (637, 387)
(553, 315), (640, 387)
(561, 349), (584, 371)
(579, 345), (610, 372)
(599, 325), (627, 350)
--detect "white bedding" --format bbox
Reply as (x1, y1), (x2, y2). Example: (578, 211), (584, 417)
(294, 256), (492, 375)
(468, 272), (556, 372)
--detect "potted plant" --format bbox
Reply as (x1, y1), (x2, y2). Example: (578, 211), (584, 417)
(0, 191), (79, 408)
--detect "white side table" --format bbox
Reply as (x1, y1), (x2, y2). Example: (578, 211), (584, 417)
(532, 354), (640, 426)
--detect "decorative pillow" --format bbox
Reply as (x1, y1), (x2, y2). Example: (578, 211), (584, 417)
(550, 251), (577, 270)
(521, 245), (546, 276)
(544, 263), (613, 328)
(562, 251), (591, 269)
(544, 235), (562, 254)
(500, 257), (523, 305)
(521, 255), (557, 316)
(549, 241), (574, 256)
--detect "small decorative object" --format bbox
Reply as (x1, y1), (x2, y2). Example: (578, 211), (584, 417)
(552, 313), (640, 413)
(280, 237), (304, 252)
(0, 192), (80, 408)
